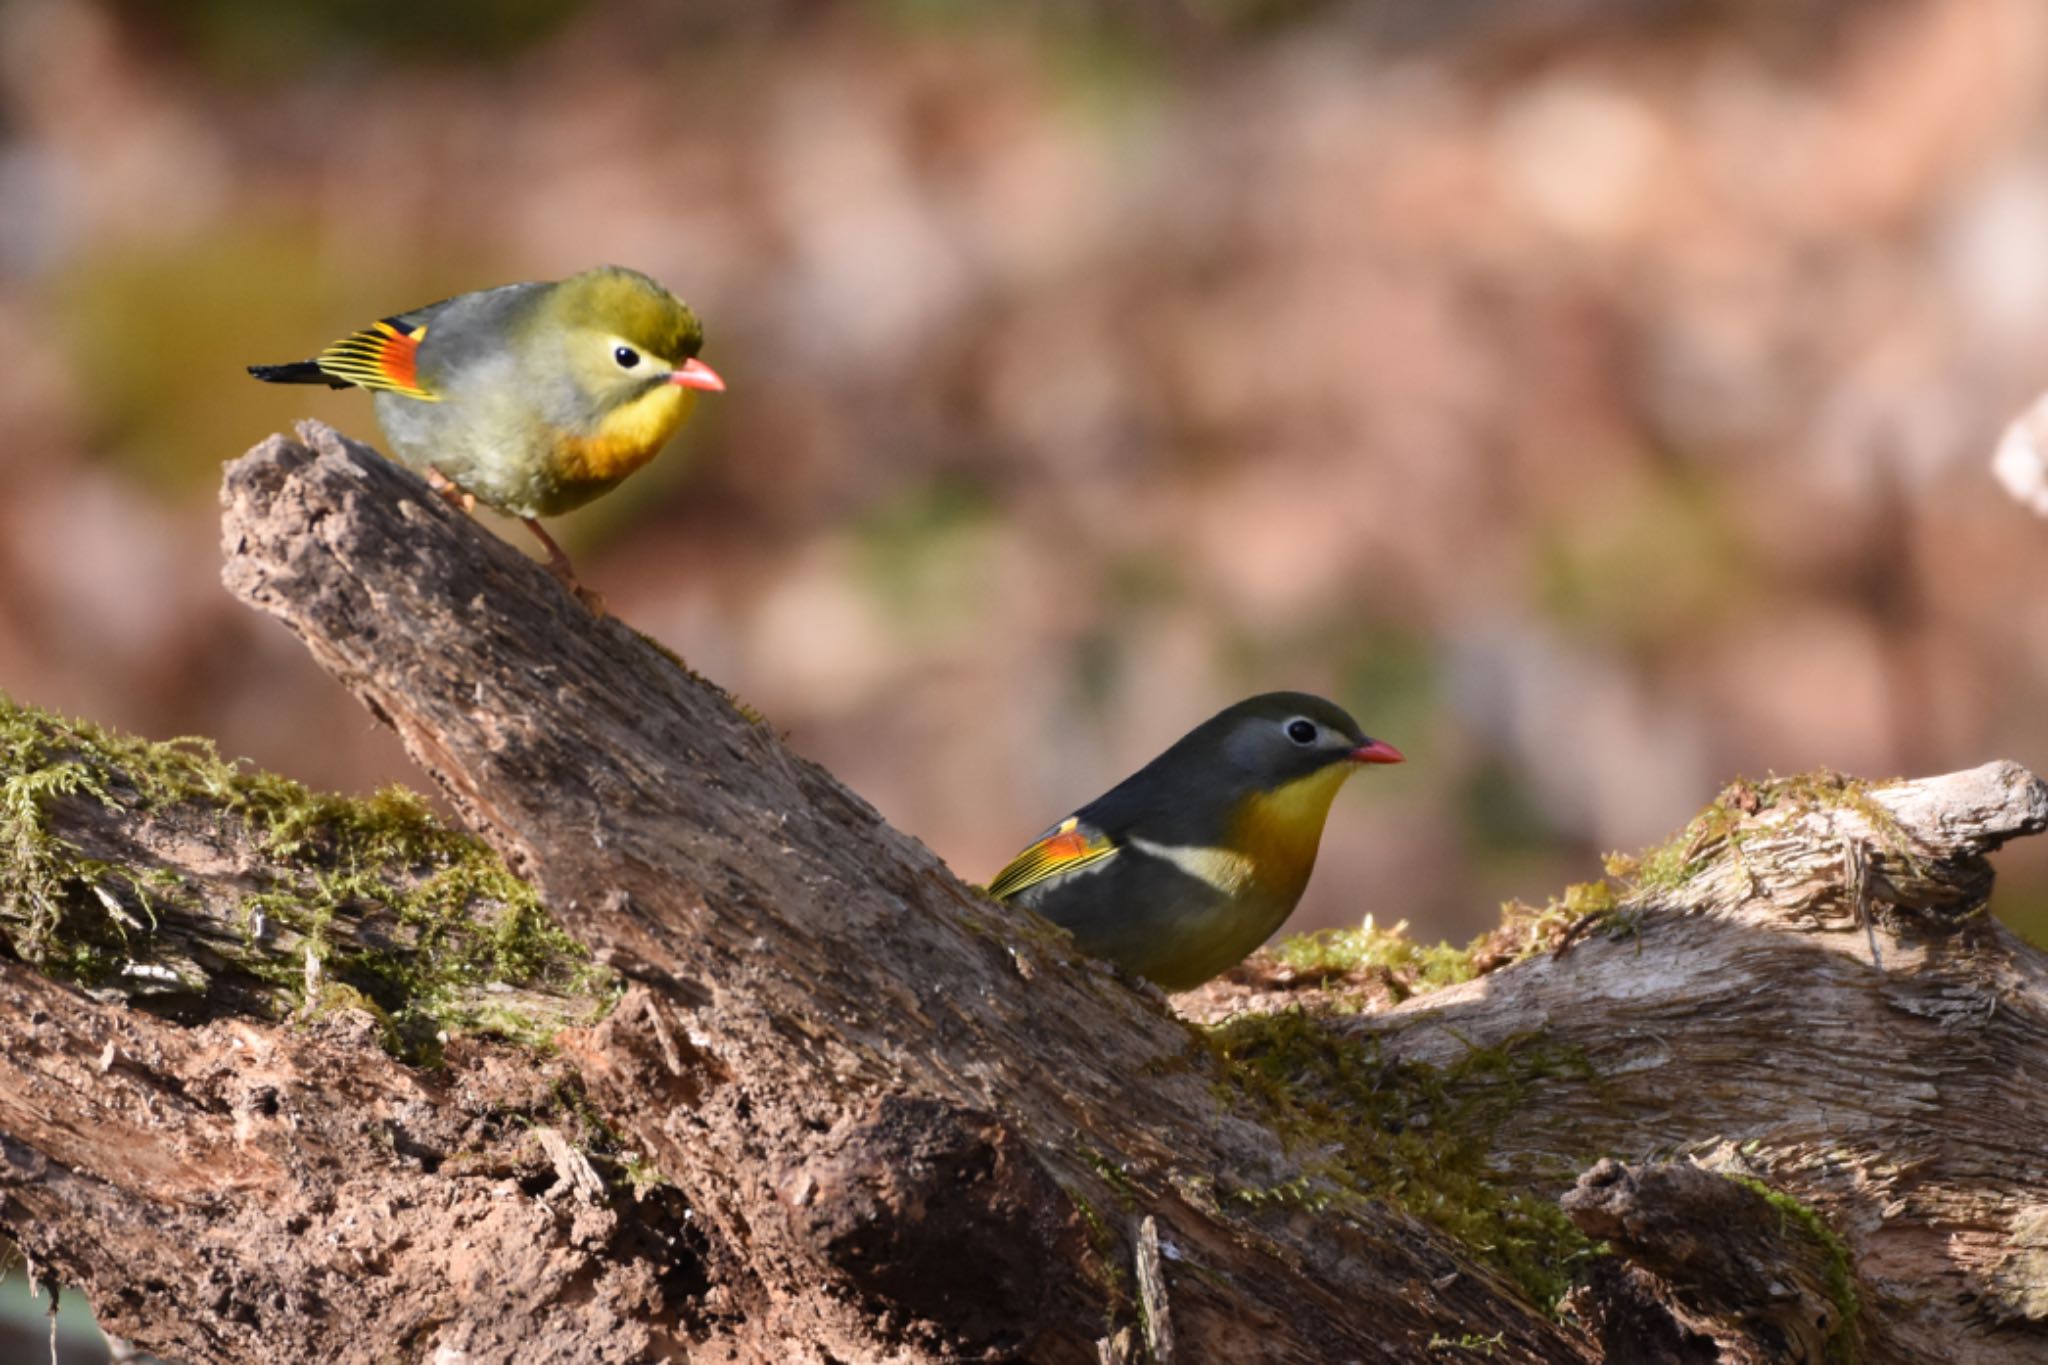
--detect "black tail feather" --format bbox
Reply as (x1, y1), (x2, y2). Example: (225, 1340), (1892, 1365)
(248, 360), (353, 389)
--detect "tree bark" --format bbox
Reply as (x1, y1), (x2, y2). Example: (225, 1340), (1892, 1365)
(0, 420), (2043, 1362)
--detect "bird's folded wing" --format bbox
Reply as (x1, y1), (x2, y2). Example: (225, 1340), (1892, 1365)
(986, 816), (1119, 901)
(315, 318), (439, 401)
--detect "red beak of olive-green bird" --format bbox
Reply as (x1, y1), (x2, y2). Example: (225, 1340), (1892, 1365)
(988, 691), (1403, 992)
(248, 265), (724, 608)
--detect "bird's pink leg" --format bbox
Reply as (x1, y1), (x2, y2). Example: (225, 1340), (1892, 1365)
(521, 517), (606, 616)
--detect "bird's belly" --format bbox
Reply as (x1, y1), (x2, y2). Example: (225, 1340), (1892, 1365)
(1025, 856), (1296, 992)
(373, 390), (551, 515)
(372, 384), (694, 519)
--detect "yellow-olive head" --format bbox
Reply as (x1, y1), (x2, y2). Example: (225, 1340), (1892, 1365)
(533, 265), (724, 426)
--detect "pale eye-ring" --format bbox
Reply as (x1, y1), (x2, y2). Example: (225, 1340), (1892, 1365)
(1286, 719), (1318, 745)
(613, 345), (641, 369)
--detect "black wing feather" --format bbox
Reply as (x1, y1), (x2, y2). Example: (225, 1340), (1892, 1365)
(247, 360), (354, 389)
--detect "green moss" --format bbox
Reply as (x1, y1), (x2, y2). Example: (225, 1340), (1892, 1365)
(1271, 916), (1480, 997)
(628, 628), (685, 669)
(1728, 1175), (1861, 1364)
(0, 692), (614, 1061)
(1610, 770), (1911, 899)
(0, 732), (169, 986)
(1555, 878), (1618, 920)
(1081, 1145), (1145, 1212)
(617, 1150), (671, 1198)
(1489, 878), (1643, 961)
(1206, 1009), (1599, 1312)
(1268, 882), (1633, 1002)
(1069, 1187), (1131, 1329)
(1608, 797), (1744, 894)
(1282, 769), (1912, 1007)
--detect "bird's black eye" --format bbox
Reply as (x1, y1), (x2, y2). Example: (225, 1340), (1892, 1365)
(1286, 719), (1318, 745)
(613, 345), (641, 369)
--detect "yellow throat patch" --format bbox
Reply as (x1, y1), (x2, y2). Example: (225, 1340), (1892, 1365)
(553, 385), (697, 486)
(1228, 761), (1358, 899)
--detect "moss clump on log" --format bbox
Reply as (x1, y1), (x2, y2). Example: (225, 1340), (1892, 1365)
(0, 692), (614, 1059)
(1205, 1009), (1601, 1312)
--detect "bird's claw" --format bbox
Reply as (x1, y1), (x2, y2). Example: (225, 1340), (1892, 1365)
(423, 467), (475, 513)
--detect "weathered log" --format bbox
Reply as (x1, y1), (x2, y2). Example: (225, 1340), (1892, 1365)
(1342, 762), (2048, 1362)
(0, 419), (2044, 1362)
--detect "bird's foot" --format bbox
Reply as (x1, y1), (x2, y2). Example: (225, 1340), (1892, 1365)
(424, 466), (476, 514)
(521, 518), (607, 617)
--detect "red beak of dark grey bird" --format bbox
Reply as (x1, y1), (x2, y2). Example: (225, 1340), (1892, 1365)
(1349, 739), (1405, 765)
(670, 358), (726, 391)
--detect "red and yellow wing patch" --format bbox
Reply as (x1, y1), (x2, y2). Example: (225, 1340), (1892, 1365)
(315, 318), (438, 401)
(987, 817), (1119, 902)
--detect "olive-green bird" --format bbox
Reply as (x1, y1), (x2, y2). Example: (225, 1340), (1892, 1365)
(989, 692), (1403, 991)
(249, 265), (724, 605)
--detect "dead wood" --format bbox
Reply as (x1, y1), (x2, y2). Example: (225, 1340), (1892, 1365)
(0, 419), (2044, 1362)
(1338, 761), (2048, 1362)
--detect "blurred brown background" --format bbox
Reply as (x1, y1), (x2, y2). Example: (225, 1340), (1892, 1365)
(3, 0), (2047, 954)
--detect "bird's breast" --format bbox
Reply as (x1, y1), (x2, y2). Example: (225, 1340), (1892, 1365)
(1227, 763), (1357, 901)
(549, 385), (697, 489)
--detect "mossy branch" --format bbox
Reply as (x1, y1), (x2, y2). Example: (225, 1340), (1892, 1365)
(0, 692), (612, 1057)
